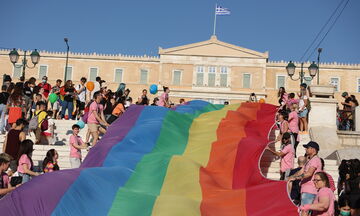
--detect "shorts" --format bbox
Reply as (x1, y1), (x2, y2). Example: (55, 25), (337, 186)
(88, 123), (100, 133)
(301, 192), (316, 206)
(70, 157), (82, 168)
(41, 132), (52, 136)
(51, 101), (60, 110)
(298, 109), (308, 118)
(19, 172), (31, 184)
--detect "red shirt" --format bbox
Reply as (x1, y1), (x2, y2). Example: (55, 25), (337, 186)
(38, 83), (52, 98)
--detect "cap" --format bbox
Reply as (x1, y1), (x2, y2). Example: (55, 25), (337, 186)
(342, 92), (348, 97)
(303, 141), (319, 151)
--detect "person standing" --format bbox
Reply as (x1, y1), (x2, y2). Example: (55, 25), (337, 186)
(6, 85), (26, 128)
(0, 85), (10, 134)
(51, 79), (62, 119)
(289, 141), (322, 210)
(137, 89), (149, 105)
(75, 77), (87, 120)
(2, 118), (27, 172)
(87, 92), (109, 146)
(299, 172), (335, 216)
(288, 104), (300, 155)
(266, 132), (295, 180)
(157, 86), (170, 107)
(60, 80), (76, 120)
(69, 124), (88, 168)
(37, 76), (51, 101)
(299, 83), (310, 133)
(34, 101), (47, 144)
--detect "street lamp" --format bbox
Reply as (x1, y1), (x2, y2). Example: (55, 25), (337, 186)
(286, 61), (318, 84)
(64, 38), (70, 81)
(8, 48), (40, 80)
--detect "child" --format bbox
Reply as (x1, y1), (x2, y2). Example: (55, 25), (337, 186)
(69, 124), (87, 168)
(42, 149), (59, 173)
(266, 132), (294, 180)
(0, 153), (15, 198)
(17, 139), (39, 183)
(41, 110), (55, 145)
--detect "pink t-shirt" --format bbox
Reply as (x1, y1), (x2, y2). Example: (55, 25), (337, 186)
(301, 156), (322, 194)
(157, 93), (168, 107)
(286, 98), (299, 109)
(280, 120), (290, 134)
(70, 135), (84, 159)
(312, 187), (335, 216)
(17, 154), (32, 174)
(280, 144), (295, 172)
(288, 111), (299, 133)
(87, 102), (103, 124)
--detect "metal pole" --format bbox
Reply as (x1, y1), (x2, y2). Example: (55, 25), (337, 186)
(317, 48), (322, 85)
(300, 62), (304, 84)
(213, 4), (217, 35)
(64, 38), (69, 81)
(22, 51), (27, 80)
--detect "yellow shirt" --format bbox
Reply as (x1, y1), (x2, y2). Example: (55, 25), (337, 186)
(35, 110), (47, 126)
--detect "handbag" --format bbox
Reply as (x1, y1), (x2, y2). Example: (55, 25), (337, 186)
(10, 176), (23, 187)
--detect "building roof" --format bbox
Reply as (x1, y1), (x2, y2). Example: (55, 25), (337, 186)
(159, 35), (269, 59)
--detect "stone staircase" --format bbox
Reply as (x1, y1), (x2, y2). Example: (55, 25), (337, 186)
(0, 120), (340, 192)
(0, 120), (89, 171)
(260, 129), (339, 195)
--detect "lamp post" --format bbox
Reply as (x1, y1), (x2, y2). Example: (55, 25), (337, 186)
(316, 48), (323, 85)
(286, 61), (319, 84)
(8, 48), (40, 80)
(64, 38), (69, 81)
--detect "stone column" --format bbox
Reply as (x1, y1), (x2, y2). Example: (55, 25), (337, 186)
(308, 85), (341, 158)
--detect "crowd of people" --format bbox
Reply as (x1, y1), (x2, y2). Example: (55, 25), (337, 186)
(0, 74), (183, 197)
(0, 75), (359, 215)
(264, 83), (360, 215)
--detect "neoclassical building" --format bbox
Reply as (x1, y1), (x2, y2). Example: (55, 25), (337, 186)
(1, 36), (359, 104)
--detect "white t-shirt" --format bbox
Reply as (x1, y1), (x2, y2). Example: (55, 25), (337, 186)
(299, 95), (308, 110)
(76, 84), (86, 102)
(43, 118), (55, 135)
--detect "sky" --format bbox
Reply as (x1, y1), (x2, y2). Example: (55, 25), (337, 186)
(0, 0), (359, 63)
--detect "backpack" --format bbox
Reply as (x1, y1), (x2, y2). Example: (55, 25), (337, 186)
(40, 116), (49, 132)
(82, 101), (93, 123)
(29, 111), (44, 130)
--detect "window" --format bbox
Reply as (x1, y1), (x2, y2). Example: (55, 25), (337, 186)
(276, 75), (285, 89)
(64, 66), (72, 81)
(330, 77), (339, 92)
(114, 68), (123, 83)
(303, 76), (312, 88)
(220, 67), (228, 87)
(13, 64), (22, 79)
(173, 70), (182, 85)
(196, 66), (204, 86)
(243, 73), (251, 89)
(140, 69), (148, 84)
(208, 66), (216, 87)
(39, 65), (48, 79)
(357, 79), (360, 93)
(89, 67), (98, 82)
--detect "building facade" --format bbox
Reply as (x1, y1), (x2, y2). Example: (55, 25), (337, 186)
(1, 36), (359, 105)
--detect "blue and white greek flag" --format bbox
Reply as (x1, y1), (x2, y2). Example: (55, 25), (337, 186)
(215, 6), (231, 15)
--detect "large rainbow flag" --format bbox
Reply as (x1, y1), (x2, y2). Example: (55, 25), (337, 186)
(0, 101), (298, 215)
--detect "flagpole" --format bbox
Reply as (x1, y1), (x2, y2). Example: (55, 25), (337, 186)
(213, 4), (217, 35)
